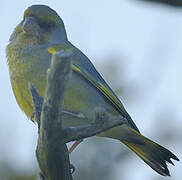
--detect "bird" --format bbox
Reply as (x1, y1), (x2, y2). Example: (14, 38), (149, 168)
(7, 4), (179, 176)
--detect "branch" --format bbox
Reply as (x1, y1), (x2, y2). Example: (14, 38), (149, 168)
(29, 49), (126, 180)
(29, 82), (43, 129)
(62, 109), (125, 143)
(35, 49), (73, 180)
(137, 0), (182, 7)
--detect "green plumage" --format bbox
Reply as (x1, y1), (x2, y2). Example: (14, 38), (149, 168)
(7, 5), (179, 176)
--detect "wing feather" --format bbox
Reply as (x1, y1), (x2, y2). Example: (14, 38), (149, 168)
(48, 44), (140, 132)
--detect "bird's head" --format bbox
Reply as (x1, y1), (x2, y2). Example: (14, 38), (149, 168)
(10, 5), (67, 44)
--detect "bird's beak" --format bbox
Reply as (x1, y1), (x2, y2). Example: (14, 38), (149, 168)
(22, 16), (40, 36)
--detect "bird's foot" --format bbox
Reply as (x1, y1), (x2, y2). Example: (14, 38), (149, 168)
(39, 172), (45, 180)
(69, 139), (83, 153)
(70, 163), (75, 174)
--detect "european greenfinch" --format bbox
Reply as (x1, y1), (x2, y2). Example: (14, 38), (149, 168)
(7, 5), (179, 176)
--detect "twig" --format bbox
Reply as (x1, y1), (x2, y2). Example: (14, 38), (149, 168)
(137, 0), (182, 7)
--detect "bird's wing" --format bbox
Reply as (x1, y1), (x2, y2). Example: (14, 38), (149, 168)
(48, 44), (140, 132)
(72, 65), (126, 114)
(72, 64), (140, 132)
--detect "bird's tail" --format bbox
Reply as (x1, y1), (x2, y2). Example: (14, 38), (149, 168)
(106, 125), (179, 176)
(119, 127), (179, 176)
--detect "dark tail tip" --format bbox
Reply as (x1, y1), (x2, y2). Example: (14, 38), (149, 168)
(122, 139), (179, 176)
(120, 127), (179, 176)
(144, 145), (179, 176)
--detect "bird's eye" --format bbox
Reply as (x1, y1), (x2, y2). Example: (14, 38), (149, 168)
(38, 21), (55, 32)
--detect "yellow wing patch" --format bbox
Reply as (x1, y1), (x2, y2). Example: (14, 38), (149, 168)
(72, 65), (82, 73)
(98, 82), (125, 112)
(48, 44), (72, 54)
(72, 65), (126, 114)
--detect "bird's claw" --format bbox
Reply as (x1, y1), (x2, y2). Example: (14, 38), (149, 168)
(39, 172), (45, 180)
(70, 164), (75, 174)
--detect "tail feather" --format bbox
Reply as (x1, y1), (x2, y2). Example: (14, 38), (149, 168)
(120, 128), (179, 176)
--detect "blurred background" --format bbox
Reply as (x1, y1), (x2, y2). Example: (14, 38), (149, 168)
(0, 0), (181, 179)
